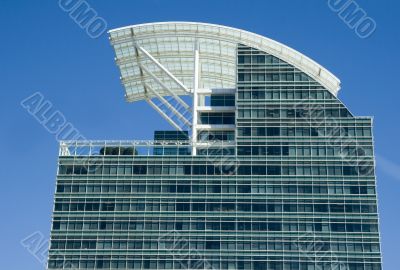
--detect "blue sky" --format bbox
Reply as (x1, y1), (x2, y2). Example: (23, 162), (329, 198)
(1, 0), (399, 269)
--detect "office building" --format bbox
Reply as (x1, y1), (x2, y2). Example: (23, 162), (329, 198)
(48, 22), (382, 270)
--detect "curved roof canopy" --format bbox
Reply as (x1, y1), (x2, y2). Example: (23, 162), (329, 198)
(109, 22), (341, 102)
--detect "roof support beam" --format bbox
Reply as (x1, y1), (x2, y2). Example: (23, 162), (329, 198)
(146, 99), (182, 131)
(140, 65), (190, 110)
(135, 45), (191, 94)
(127, 30), (192, 131)
(129, 29), (148, 96)
(145, 84), (192, 128)
(192, 41), (200, 155)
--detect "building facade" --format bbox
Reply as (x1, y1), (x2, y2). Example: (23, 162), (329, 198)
(48, 22), (382, 270)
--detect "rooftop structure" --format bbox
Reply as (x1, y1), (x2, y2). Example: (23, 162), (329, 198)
(47, 22), (381, 270)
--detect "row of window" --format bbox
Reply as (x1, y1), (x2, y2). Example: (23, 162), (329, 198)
(209, 94), (235, 106)
(237, 126), (372, 137)
(153, 147), (190, 156)
(237, 108), (352, 118)
(197, 147), (235, 156)
(197, 130), (235, 141)
(238, 72), (313, 83)
(50, 238), (380, 253)
(52, 219), (378, 233)
(238, 85), (327, 90)
(51, 233), (379, 244)
(48, 258), (381, 270)
(198, 112), (235, 125)
(238, 89), (336, 100)
(59, 164), (374, 176)
(54, 201), (377, 215)
(237, 145), (373, 157)
(238, 54), (287, 65)
(56, 183), (375, 195)
(55, 197), (374, 204)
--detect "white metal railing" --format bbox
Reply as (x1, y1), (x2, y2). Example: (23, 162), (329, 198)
(59, 140), (236, 157)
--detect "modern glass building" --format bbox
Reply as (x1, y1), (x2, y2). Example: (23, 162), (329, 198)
(47, 22), (382, 270)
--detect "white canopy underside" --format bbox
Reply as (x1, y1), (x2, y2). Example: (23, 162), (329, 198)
(109, 22), (341, 102)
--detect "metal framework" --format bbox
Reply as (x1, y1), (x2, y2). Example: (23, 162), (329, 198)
(109, 22), (340, 100)
(59, 140), (235, 157)
(191, 41), (200, 155)
(129, 29), (193, 131)
(109, 22), (342, 155)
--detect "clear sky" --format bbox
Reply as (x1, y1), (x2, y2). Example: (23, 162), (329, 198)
(1, 0), (399, 269)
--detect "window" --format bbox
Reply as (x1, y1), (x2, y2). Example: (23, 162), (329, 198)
(199, 112), (235, 125)
(266, 127), (280, 136)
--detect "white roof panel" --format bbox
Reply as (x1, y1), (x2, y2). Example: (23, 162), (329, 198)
(109, 22), (341, 102)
